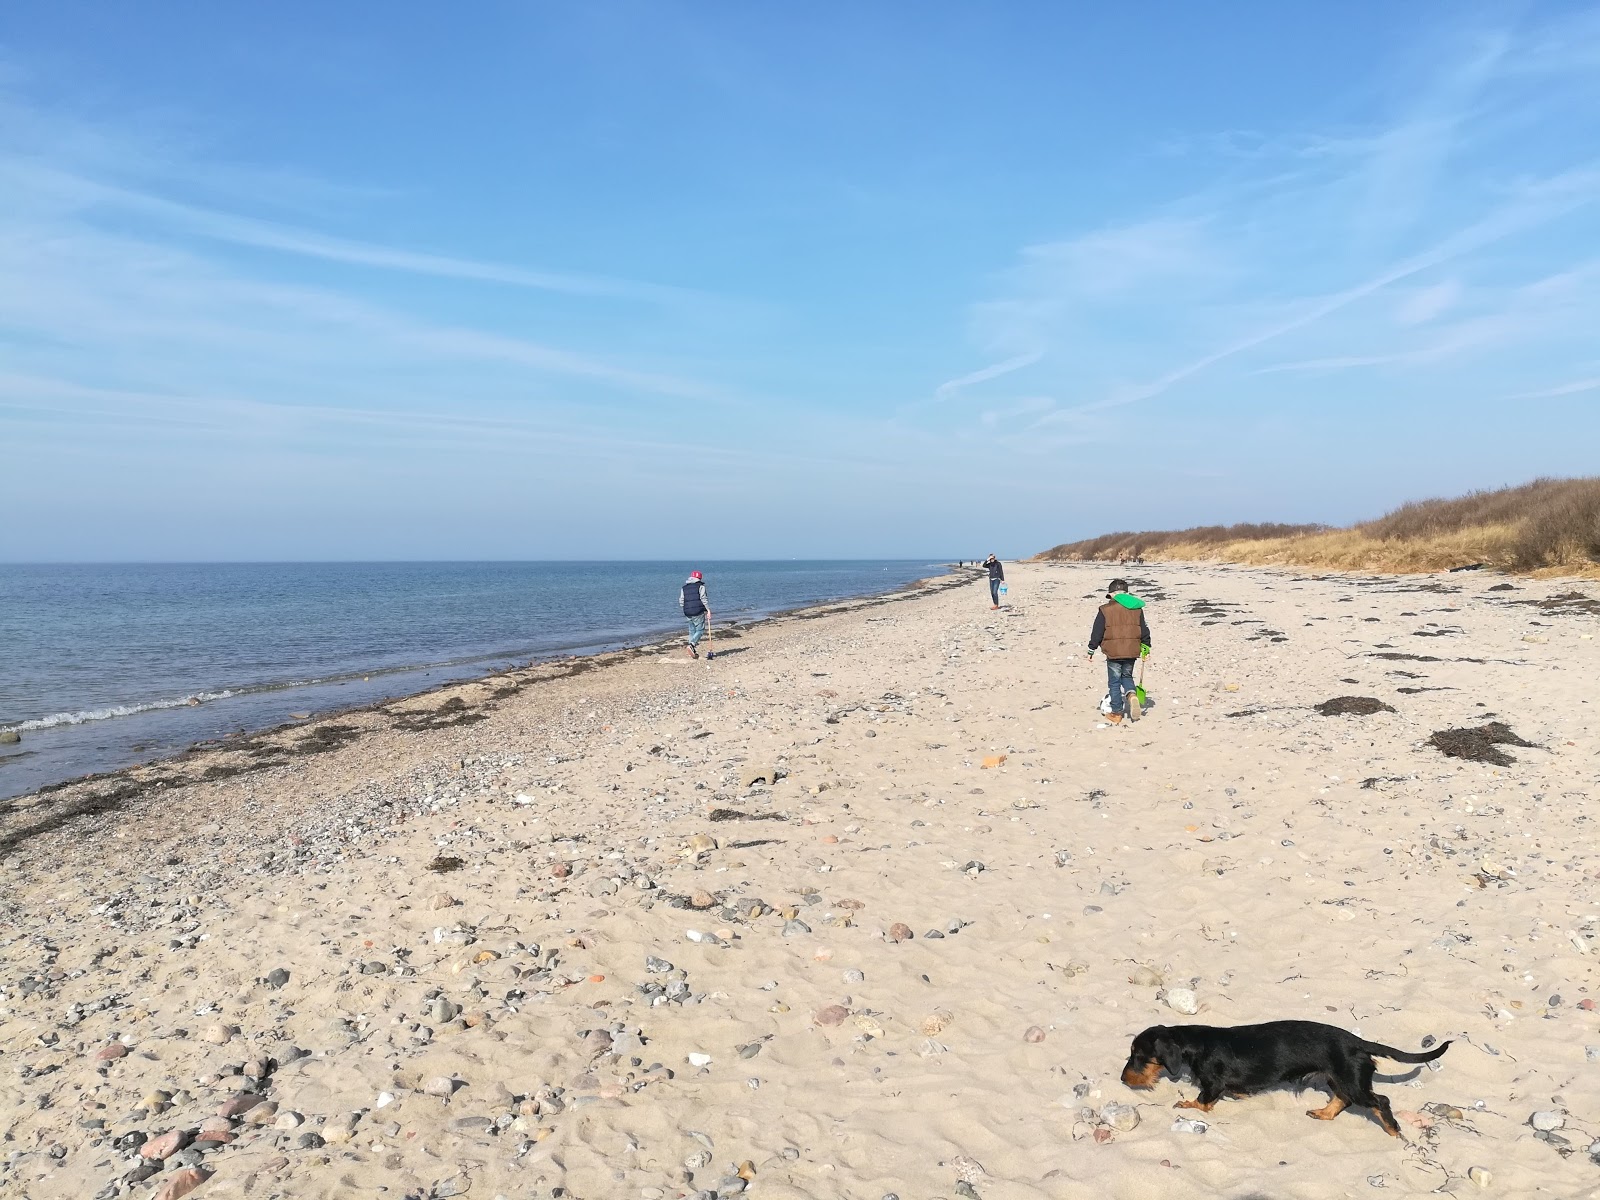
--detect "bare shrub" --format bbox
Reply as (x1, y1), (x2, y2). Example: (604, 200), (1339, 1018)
(1036, 476), (1600, 574)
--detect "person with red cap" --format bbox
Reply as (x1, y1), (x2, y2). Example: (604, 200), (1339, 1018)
(680, 570), (712, 659)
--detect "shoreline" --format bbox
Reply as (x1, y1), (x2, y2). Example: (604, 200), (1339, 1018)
(0, 566), (968, 809)
(6, 560), (1596, 1199)
(0, 568), (971, 849)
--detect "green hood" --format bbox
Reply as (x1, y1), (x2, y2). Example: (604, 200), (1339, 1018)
(1111, 593), (1144, 610)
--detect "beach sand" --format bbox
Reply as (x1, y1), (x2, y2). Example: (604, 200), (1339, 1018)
(2, 562), (1598, 1200)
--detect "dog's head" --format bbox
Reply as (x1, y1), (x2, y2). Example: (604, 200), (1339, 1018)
(1121, 1025), (1184, 1089)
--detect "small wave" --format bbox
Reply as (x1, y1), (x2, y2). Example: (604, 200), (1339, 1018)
(5, 690), (240, 732)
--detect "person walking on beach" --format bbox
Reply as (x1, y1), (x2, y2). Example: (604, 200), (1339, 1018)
(1087, 577), (1151, 724)
(680, 570), (712, 660)
(981, 554), (1005, 608)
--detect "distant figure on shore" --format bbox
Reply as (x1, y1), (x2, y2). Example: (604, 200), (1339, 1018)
(981, 554), (1005, 608)
(680, 570), (712, 660)
(1087, 577), (1151, 724)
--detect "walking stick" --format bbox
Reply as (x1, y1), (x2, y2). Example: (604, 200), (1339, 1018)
(705, 613), (714, 661)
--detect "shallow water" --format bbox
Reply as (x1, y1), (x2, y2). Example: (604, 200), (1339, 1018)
(0, 560), (946, 799)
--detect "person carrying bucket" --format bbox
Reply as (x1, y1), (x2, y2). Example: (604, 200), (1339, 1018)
(681, 570), (712, 660)
(1086, 577), (1151, 724)
(981, 554), (1006, 608)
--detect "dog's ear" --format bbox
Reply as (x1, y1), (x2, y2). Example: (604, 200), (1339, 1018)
(1151, 1032), (1186, 1073)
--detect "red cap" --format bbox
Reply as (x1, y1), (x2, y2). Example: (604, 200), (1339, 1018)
(690, 571), (703, 580)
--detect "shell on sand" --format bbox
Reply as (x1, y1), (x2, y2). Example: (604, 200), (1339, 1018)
(920, 1009), (954, 1035)
(854, 1014), (886, 1038)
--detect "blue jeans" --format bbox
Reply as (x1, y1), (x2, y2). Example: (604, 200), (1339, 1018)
(686, 614), (706, 646)
(990, 578), (1002, 604)
(1106, 658), (1137, 714)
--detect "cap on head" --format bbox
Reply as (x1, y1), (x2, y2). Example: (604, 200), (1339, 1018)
(1108, 578), (1129, 594)
(690, 570), (703, 581)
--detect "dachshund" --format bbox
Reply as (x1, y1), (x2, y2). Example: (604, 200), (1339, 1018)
(1121, 1020), (1450, 1136)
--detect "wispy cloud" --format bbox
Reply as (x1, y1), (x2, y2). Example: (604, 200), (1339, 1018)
(1507, 376), (1600, 401)
(933, 352), (1042, 399)
(932, 8), (1600, 442)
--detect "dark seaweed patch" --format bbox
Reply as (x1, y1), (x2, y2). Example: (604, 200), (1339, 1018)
(1428, 722), (1538, 766)
(708, 808), (787, 822)
(1314, 696), (1395, 717)
(289, 723), (363, 755)
(426, 855), (465, 873)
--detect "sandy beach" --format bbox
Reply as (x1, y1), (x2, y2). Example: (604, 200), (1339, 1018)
(3, 561), (1598, 1200)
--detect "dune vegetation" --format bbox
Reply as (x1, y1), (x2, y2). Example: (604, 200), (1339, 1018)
(1036, 477), (1600, 577)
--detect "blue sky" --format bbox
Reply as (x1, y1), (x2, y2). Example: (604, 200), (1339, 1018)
(2, 2), (1598, 561)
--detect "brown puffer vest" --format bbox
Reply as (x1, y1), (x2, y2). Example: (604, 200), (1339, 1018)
(1098, 601), (1144, 660)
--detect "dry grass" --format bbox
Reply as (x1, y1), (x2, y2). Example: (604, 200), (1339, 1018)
(1036, 477), (1600, 577)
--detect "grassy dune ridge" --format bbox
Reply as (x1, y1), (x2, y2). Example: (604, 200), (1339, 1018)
(1036, 477), (1600, 577)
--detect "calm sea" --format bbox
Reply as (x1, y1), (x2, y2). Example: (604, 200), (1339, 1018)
(0, 560), (947, 800)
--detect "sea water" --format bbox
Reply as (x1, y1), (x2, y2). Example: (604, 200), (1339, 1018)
(0, 560), (946, 800)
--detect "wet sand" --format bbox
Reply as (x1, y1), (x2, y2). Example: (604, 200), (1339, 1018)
(3, 562), (1598, 1200)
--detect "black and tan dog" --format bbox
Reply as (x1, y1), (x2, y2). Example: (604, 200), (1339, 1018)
(1121, 1020), (1451, 1135)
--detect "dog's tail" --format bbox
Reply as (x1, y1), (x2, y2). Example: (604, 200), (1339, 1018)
(1358, 1038), (1451, 1064)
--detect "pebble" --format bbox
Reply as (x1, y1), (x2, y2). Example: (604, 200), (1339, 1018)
(200, 1022), (237, 1045)
(1023, 1025), (1046, 1043)
(1163, 988), (1199, 1015)
(152, 1168), (211, 1200)
(94, 1042), (128, 1061)
(1530, 1110), (1565, 1131)
(296, 1131), (325, 1150)
(814, 1005), (850, 1027)
(921, 1010), (953, 1035)
(273, 1111), (304, 1130)
(423, 1075), (460, 1098)
(1468, 1166), (1492, 1188)
(687, 1052), (712, 1067)
(843, 968), (865, 983)
(140, 1130), (189, 1160)
(782, 919), (812, 936)
(1171, 1117), (1207, 1134)
(264, 967), (291, 988)
(217, 1092), (265, 1118)
(1128, 966), (1163, 987)
(1100, 1103), (1140, 1132)
(888, 923), (914, 943)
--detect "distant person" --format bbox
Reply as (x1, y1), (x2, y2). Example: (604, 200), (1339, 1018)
(981, 554), (1005, 608)
(1087, 577), (1151, 724)
(680, 570), (712, 659)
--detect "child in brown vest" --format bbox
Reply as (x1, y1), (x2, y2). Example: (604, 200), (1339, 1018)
(1087, 578), (1151, 723)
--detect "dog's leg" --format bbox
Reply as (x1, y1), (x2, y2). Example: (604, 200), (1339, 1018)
(1369, 1094), (1401, 1137)
(1353, 1055), (1402, 1137)
(1175, 1080), (1224, 1112)
(1305, 1096), (1347, 1121)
